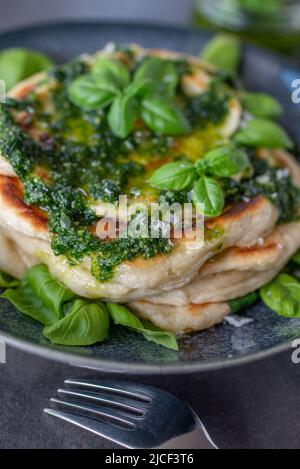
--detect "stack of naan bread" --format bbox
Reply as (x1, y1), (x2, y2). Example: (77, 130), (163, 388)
(0, 46), (300, 333)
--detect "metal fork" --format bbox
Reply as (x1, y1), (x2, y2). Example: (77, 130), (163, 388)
(44, 379), (217, 449)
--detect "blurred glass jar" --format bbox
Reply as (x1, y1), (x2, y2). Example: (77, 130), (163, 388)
(194, 0), (300, 55)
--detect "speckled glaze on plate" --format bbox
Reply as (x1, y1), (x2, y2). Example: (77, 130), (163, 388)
(0, 21), (300, 374)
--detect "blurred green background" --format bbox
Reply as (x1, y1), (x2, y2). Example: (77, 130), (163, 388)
(0, 0), (299, 56)
(194, 0), (300, 56)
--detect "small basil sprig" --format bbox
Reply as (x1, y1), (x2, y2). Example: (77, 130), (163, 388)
(0, 271), (19, 288)
(150, 144), (248, 190)
(200, 34), (241, 76)
(191, 176), (224, 217)
(1, 264), (177, 350)
(234, 118), (293, 149)
(107, 303), (178, 351)
(260, 273), (300, 318)
(196, 144), (249, 178)
(68, 56), (190, 138)
(0, 48), (54, 90)
(149, 144), (249, 217)
(240, 92), (283, 118)
(2, 264), (109, 345)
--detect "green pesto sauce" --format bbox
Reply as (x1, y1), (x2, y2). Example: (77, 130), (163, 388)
(222, 153), (300, 224)
(186, 84), (230, 126)
(0, 51), (241, 282)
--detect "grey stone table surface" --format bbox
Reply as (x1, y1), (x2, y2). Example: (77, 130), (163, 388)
(0, 346), (299, 449)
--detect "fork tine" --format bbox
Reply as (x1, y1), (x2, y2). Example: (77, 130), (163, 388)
(45, 380), (217, 449)
(65, 379), (151, 403)
(44, 408), (134, 448)
(57, 389), (146, 415)
(50, 398), (136, 428)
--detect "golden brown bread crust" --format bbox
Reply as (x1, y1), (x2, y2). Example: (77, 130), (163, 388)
(0, 187), (278, 301)
(0, 168), (269, 251)
(207, 196), (265, 228)
(130, 300), (230, 333)
(0, 175), (48, 233)
(131, 220), (300, 304)
(199, 234), (281, 276)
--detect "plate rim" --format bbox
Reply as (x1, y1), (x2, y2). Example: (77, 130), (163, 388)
(0, 20), (298, 373)
(0, 329), (292, 374)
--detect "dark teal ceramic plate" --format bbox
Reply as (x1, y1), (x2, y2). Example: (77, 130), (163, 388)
(0, 22), (300, 374)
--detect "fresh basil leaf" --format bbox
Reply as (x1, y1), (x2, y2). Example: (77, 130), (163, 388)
(201, 34), (241, 76)
(25, 265), (75, 316)
(108, 93), (139, 138)
(139, 320), (179, 351)
(196, 144), (249, 178)
(2, 286), (58, 326)
(107, 303), (178, 351)
(2, 264), (75, 326)
(228, 291), (259, 314)
(44, 300), (110, 346)
(134, 57), (178, 97)
(0, 48), (53, 90)
(0, 271), (19, 288)
(141, 98), (191, 136)
(149, 161), (197, 191)
(234, 119), (293, 149)
(238, 0), (282, 17)
(68, 73), (120, 110)
(125, 78), (158, 99)
(91, 57), (130, 89)
(191, 176), (224, 217)
(260, 274), (300, 318)
(240, 92), (283, 118)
